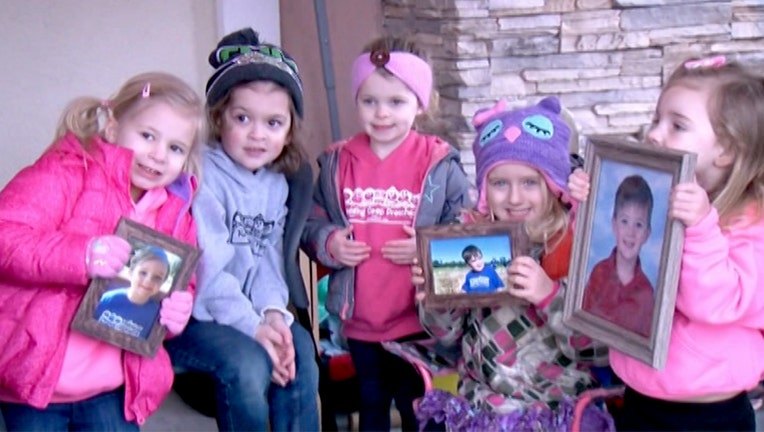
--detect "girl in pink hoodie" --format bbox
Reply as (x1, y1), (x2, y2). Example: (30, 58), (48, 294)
(570, 55), (764, 431)
(0, 72), (204, 430)
(302, 35), (473, 431)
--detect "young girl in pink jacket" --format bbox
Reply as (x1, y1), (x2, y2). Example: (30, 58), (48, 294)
(0, 72), (205, 430)
(570, 55), (764, 431)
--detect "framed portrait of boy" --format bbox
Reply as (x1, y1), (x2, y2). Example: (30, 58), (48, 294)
(416, 221), (529, 310)
(71, 218), (201, 358)
(563, 137), (696, 368)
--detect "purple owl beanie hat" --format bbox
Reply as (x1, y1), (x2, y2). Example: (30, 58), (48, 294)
(472, 96), (571, 214)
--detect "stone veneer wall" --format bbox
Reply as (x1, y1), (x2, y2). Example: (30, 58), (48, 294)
(382, 0), (764, 172)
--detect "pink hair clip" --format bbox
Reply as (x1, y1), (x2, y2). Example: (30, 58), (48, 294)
(141, 82), (151, 98)
(684, 55), (726, 70)
(100, 99), (112, 109)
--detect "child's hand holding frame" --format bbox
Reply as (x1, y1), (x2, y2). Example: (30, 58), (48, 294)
(72, 218), (201, 358)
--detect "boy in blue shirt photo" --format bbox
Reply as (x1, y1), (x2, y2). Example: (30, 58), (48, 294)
(461, 245), (505, 293)
(94, 245), (170, 339)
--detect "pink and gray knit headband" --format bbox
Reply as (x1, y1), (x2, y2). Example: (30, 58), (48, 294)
(351, 49), (433, 110)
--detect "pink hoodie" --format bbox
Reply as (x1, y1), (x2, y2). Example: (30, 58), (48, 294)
(338, 131), (454, 342)
(611, 205), (764, 399)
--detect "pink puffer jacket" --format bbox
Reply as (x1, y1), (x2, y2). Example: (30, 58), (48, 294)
(0, 133), (197, 424)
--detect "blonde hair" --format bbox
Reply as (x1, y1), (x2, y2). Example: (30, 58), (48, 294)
(664, 58), (764, 225)
(526, 185), (570, 252)
(54, 71), (206, 181)
(206, 80), (306, 175)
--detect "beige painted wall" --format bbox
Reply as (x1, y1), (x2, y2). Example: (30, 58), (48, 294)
(0, 0), (218, 187)
(0, 0), (379, 187)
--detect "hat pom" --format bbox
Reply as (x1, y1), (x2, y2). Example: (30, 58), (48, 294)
(219, 27), (260, 47)
(208, 28), (261, 68)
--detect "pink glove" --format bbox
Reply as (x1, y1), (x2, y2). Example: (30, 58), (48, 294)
(160, 290), (193, 335)
(85, 235), (132, 278)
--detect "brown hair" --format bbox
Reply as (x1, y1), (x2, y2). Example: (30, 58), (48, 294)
(206, 81), (306, 175)
(613, 175), (654, 228)
(54, 71), (206, 181)
(663, 58), (764, 225)
(461, 245), (483, 263)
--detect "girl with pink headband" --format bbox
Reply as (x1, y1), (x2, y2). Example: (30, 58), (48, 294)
(302, 35), (473, 431)
(351, 46), (433, 112)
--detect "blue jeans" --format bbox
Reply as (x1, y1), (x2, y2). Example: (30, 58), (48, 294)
(165, 319), (319, 432)
(0, 387), (137, 432)
(347, 338), (425, 432)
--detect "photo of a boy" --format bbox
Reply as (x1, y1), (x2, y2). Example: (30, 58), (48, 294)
(583, 174), (655, 337)
(94, 245), (171, 339)
(461, 245), (505, 294)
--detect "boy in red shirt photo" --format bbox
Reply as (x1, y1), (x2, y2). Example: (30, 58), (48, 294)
(583, 175), (655, 337)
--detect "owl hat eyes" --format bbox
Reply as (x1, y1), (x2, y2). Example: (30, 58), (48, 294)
(471, 96), (572, 214)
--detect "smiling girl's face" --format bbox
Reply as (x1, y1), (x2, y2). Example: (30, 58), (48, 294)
(106, 101), (196, 201)
(484, 162), (552, 224)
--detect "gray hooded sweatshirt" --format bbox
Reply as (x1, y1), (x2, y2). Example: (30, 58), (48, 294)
(191, 146), (292, 337)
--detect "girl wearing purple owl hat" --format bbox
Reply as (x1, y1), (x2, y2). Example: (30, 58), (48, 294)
(410, 97), (613, 431)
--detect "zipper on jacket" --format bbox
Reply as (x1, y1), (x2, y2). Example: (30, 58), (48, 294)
(328, 149), (354, 319)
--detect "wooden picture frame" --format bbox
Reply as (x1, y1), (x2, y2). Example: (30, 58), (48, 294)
(71, 218), (201, 358)
(416, 221), (530, 309)
(563, 137), (696, 368)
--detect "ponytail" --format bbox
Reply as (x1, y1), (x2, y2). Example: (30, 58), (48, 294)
(53, 96), (109, 150)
